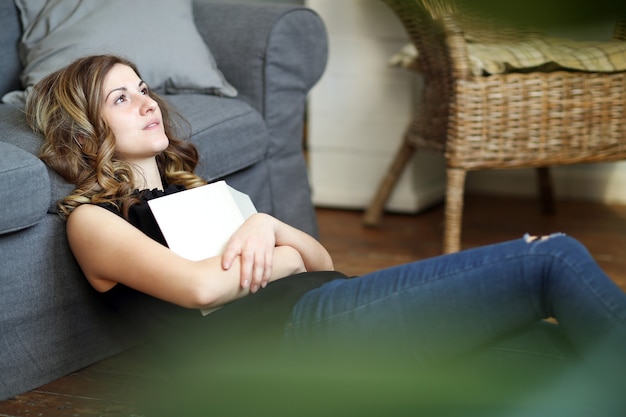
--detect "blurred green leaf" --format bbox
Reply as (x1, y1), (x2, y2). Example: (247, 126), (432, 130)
(454, 0), (625, 28)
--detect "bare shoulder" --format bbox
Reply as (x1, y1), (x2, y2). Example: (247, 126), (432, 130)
(66, 204), (176, 293)
(66, 204), (145, 258)
(66, 204), (139, 291)
(67, 203), (117, 230)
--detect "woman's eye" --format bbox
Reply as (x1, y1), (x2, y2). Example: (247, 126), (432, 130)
(114, 95), (127, 104)
(141, 87), (149, 95)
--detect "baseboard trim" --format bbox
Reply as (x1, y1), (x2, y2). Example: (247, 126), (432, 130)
(466, 163), (626, 205)
(313, 182), (445, 213)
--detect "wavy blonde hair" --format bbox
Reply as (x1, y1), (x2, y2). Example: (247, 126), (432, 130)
(26, 55), (207, 219)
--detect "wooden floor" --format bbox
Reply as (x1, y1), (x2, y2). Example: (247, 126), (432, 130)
(1, 194), (625, 416)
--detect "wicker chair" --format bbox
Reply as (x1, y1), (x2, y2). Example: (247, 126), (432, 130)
(363, 0), (626, 253)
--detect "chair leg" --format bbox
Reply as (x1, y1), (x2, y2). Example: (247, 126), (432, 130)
(363, 140), (416, 226)
(444, 167), (467, 254)
(536, 167), (555, 215)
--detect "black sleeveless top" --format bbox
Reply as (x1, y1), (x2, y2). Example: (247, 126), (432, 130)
(97, 184), (346, 351)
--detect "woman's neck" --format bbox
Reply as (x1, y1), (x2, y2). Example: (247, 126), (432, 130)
(131, 159), (163, 191)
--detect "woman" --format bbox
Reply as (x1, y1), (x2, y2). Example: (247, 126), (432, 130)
(27, 55), (625, 414)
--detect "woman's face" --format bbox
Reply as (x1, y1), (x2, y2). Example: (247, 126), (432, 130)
(100, 64), (169, 164)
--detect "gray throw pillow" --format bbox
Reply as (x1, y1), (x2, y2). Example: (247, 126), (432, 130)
(2, 0), (237, 106)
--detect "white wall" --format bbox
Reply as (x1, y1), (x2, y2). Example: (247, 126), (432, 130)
(306, 0), (446, 213)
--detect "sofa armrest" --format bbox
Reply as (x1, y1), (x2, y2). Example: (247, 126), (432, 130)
(192, 2), (327, 237)
(193, 1), (328, 152)
(0, 141), (50, 234)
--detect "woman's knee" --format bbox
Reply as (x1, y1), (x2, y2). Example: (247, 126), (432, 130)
(524, 233), (593, 261)
(523, 232), (567, 243)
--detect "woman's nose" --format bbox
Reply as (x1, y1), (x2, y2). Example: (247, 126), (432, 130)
(140, 96), (157, 115)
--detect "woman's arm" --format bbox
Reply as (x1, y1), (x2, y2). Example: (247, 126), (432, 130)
(221, 213), (334, 291)
(66, 205), (306, 310)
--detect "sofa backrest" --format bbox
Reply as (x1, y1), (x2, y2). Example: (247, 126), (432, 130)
(0, 0), (22, 97)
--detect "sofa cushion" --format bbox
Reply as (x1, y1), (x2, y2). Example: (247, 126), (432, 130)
(166, 94), (270, 181)
(0, 104), (74, 212)
(2, 0), (237, 105)
(392, 38), (626, 76)
(0, 141), (49, 234)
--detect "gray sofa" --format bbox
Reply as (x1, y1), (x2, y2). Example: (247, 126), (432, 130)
(0, 0), (327, 400)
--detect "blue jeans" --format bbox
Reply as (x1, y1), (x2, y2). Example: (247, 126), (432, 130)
(284, 234), (626, 411)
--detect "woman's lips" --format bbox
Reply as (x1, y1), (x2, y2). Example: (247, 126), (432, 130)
(144, 119), (160, 130)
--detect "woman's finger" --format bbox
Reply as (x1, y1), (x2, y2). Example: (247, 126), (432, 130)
(221, 242), (240, 270)
(249, 246), (270, 293)
(261, 249), (273, 288)
(239, 246), (256, 289)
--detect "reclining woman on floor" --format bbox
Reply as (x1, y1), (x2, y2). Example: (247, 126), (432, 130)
(26, 54), (626, 414)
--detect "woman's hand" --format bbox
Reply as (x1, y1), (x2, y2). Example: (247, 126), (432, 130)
(221, 213), (278, 292)
(221, 212), (334, 293)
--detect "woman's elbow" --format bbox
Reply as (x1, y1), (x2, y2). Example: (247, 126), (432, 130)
(324, 259), (335, 271)
(185, 288), (228, 311)
(186, 282), (230, 310)
(321, 252), (334, 271)
(309, 251), (334, 272)
(186, 285), (212, 309)
(185, 263), (245, 310)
